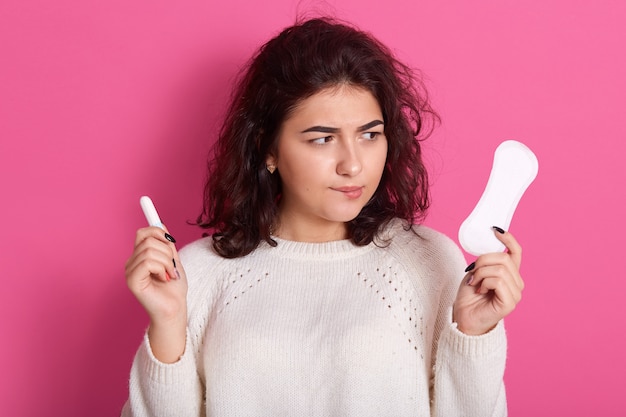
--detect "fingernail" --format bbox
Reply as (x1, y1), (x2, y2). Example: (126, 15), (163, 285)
(466, 274), (474, 285)
(172, 259), (180, 279)
(492, 226), (506, 234)
(464, 262), (476, 273)
(165, 233), (177, 243)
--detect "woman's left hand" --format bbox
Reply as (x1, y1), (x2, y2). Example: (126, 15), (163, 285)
(453, 227), (525, 335)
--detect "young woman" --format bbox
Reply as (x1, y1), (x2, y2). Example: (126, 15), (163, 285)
(122, 17), (524, 417)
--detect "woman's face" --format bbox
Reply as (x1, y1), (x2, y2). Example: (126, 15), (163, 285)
(267, 85), (388, 242)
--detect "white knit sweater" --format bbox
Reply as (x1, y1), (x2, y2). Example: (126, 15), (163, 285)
(122, 221), (508, 416)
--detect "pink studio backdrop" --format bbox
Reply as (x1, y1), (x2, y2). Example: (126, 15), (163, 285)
(1, 1), (624, 415)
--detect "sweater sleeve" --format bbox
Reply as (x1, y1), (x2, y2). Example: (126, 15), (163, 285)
(121, 329), (204, 417)
(121, 238), (218, 417)
(432, 313), (507, 416)
(428, 231), (508, 417)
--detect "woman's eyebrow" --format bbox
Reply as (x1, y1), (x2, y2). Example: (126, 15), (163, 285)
(301, 125), (339, 134)
(300, 119), (384, 134)
(357, 120), (384, 132)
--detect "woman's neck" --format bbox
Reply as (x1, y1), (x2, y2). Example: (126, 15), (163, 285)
(272, 213), (349, 243)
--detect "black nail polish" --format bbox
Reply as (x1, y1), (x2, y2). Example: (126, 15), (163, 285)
(464, 262), (476, 273)
(492, 226), (506, 234)
(173, 258), (177, 268)
(165, 233), (176, 243)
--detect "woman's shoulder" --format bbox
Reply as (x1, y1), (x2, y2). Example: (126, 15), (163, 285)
(177, 236), (238, 283)
(380, 219), (467, 274)
(178, 236), (219, 266)
(382, 219), (460, 252)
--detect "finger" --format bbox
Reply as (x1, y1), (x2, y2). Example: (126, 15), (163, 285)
(127, 233), (174, 265)
(471, 252), (524, 291)
(132, 227), (181, 272)
(475, 276), (520, 316)
(132, 244), (178, 274)
(468, 259), (524, 296)
(160, 225), (183, 280)
(474, 265), (523, 301)
(126, 256), (173, 292)
(492, 227), (522, 268)
(134, 226), (178, 248)
(126, 240), (180, 282)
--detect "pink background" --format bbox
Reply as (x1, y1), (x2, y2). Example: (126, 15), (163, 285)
(1, 1), (624, 415)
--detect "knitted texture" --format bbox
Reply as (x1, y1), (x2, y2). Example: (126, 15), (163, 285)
(122, 220), (507, 416)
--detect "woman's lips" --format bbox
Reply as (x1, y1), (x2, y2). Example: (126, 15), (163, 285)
(332, 186), (364, 199)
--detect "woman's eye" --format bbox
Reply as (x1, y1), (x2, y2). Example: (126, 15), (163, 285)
(362, 132), (381, 140)
(309, 136), (333, 144)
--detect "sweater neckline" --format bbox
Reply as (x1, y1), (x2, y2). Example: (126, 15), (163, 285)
(261, 235), (376, 260)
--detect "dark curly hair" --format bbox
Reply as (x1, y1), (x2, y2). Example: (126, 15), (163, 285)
(196, 17), (438, 258)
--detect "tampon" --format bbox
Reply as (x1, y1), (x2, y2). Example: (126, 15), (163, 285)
(140, 196), (164, 230)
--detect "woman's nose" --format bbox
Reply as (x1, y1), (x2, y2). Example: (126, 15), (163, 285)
(336, 142), (362, 176)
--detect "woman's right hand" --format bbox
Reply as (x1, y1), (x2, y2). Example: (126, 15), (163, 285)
(125, 226), (188, 363)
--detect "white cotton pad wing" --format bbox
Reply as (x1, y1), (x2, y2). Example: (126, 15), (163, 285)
(458, 140), (538, 256)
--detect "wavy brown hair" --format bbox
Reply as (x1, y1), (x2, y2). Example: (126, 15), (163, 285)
(196, 17), (438, 258)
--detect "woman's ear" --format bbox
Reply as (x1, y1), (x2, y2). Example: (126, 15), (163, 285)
(265, 155), (277, 174)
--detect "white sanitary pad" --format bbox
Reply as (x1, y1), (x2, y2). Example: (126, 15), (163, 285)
(458, 140), (538, 256)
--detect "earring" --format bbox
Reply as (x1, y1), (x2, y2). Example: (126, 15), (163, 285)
(267, 164), (276, 174)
